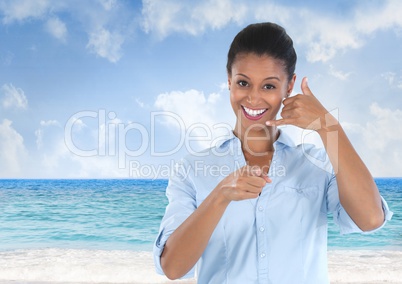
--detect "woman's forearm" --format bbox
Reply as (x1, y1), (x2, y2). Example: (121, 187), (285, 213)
(160, 166), (266, 279)
(318, 117), (384, 231)
(160, 188), (230, 280)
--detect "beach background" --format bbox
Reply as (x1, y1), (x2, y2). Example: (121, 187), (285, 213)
(1, 0), (402, 283)
(0, 178), (401, 283)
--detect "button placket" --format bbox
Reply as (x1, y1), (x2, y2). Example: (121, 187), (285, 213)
(255, 190), (269, 280)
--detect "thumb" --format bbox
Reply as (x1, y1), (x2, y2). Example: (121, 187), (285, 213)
(301, 77), (314, 96)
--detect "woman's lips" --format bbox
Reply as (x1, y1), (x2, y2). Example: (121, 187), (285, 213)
(242, 105), (268, 121)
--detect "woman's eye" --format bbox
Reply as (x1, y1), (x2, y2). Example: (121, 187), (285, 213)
(263, 84), (275, 90)
(237, 80), (248, 87)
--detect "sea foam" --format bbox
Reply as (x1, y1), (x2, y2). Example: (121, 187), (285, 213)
(0, 248), (195, 283)
(1, 248), (402, 283)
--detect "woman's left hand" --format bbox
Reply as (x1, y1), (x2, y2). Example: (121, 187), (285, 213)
(266, 77), (334, 131)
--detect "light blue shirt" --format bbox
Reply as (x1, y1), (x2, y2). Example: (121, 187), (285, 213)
(153, 130), (393, 284)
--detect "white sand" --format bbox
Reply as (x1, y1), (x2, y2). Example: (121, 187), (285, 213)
(328, 249), (402, 283)
(0, 249), (401, 283)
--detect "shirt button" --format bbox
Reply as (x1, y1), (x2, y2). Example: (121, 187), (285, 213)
(259, 226), (265, 232)
(260, 253), (266, 258)
(258, 206), (263, 211)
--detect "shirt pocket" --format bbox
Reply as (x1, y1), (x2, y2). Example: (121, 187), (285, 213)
(282, 185), (325, 224)
(283, 186), (319, 203)
(267, 184), (327, 245)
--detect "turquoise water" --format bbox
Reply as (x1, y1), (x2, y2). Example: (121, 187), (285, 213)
(0, 179), (167, 251)
(0, 178), (401, 251)
(328, 178), (402, 248)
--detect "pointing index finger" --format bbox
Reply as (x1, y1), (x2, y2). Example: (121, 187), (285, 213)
(266, 118), (292, 127)
(248, 165), (272, 183)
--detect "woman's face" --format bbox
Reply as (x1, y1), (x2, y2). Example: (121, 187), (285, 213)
(228, 53), (295, 134)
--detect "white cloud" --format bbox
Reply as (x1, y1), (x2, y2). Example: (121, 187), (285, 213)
(31, 116), (132, 178)
(254, 4), (363, 63)
(86, 28), (124, 63)
(35, 120), (60, 149)
(0, 0), (51, 24)
(354, 0), (402, 35)
(2, 0), (402, 64)
(45, 17), (67, 42)
(1, 83), (28, 110)
(70, 117), (86, 131)
(363, 103), (402, 152)
(0, 119), (27, 177)
(99, 0), (117, 11)
(40, 120), (60, 127)
(141, 0), (402, 63)
(259, 1), (402, 63)
(34, 129), (44, 149)
(382, 72), (402, 89)
(191, 0), (247, 30)
(154, 89), (231, 126)
(154, 88), (234, 150)
(304, 19), (362, 63)
(70, 155), (129, 178)
(253, 2), (292, 24)
(328, 65), (352, 81)
(344, 102), (402, 177)
(1, 1), (132, 62)
(40, 138), (129, 178)
(382, 72), (396, 85)
(141, 0), (247, 38)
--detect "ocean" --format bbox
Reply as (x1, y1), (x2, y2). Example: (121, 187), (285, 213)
(0, 178), (401, 283)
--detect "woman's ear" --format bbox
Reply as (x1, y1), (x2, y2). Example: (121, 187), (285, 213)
(286, 74), (296, 97)
(228, 76), (232, 90)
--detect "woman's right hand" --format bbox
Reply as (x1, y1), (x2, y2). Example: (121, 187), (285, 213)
(161, 164), (271, 279)
(218, 165), (271, 202)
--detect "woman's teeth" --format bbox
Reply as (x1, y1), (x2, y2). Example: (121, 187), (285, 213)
(243, 106), (267, 117)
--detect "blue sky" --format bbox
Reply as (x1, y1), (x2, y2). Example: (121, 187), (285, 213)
(1, 0), (401, 178)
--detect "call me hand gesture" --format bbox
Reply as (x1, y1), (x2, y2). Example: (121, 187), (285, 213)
(266, 77), (337, 132)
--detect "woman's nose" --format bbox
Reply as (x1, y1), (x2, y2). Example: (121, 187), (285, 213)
(247, 88), (261, 105)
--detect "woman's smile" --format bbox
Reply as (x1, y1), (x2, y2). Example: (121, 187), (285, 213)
(241, 105), (268, 120)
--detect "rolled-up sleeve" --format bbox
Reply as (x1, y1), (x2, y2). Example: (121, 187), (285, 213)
(153, 158), (197, 278)
(326, 174), (393, 235)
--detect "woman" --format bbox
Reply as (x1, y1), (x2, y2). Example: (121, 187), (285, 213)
(153, 22), (392, 284)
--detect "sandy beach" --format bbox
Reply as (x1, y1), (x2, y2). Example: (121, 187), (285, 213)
(0, 249), (401, 283)
(328, 249), (402, 283)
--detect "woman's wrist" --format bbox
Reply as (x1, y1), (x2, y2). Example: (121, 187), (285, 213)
(211, 182), (232, 208)
(316, 114), (340, 136)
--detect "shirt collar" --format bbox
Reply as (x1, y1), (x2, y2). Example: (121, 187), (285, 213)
(215, 131), (237, 149)
(274, 129), (296, 150)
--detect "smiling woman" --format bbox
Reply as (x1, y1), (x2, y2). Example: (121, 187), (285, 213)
(228, 53), (294, 164)
(153, 22), (393, 284)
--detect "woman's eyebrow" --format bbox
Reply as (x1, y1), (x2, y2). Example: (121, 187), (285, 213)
(236, 73), (281, 81)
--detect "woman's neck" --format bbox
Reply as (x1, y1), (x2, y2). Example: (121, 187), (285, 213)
(233, 124), (279, 156)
